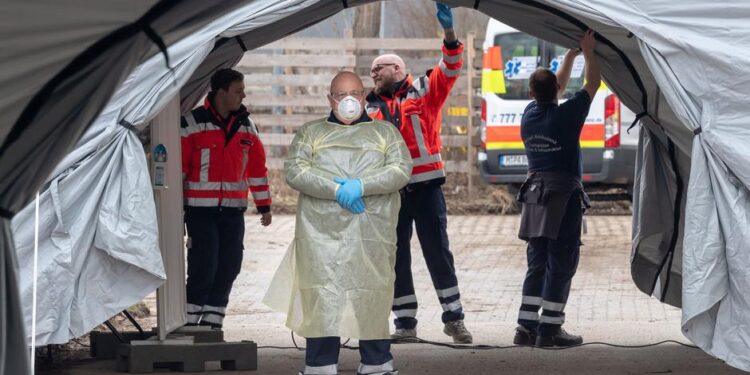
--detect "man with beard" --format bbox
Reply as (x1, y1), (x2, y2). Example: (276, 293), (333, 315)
(365, 3), (472, 344)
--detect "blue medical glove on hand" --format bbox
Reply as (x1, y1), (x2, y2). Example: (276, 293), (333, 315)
(334, 195), (365, 214)
(334, 177), (364, 208)
(350, 198), (366, 214)
(436, 3), (454, 29)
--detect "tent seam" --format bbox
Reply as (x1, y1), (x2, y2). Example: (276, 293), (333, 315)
(1, 0), (184, 161)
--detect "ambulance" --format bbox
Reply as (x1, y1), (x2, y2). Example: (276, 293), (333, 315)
(477, 19), (638, 193)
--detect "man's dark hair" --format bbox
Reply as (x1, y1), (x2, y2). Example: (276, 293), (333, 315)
(529, 68), (558, 102)
(210, 68), (244, 92)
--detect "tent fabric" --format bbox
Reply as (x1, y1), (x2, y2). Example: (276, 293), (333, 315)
(12, 131), (164, 345)
(2, 0), (749, 372)
(8, 0), (354, 347)
(0, 222), (30, 375)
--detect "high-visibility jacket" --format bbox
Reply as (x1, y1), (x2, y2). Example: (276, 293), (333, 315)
(366, 41), (464, 185)
(180, 98), (271, 212)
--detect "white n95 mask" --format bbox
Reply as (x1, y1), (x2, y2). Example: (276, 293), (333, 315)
(336, 96), (363, 121)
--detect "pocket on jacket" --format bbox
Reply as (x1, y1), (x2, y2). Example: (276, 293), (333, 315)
(519, 181), (544, 204)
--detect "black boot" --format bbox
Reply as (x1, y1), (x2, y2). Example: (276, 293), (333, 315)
(513, 325), (537, 346)
(535, 327), (583, 347)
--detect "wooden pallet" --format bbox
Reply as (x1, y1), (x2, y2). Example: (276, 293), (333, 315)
(91, 328), (224, 359)
(116, 341), (257, 373)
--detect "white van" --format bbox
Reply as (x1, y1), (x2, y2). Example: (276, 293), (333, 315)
(477, 19), (639, 192)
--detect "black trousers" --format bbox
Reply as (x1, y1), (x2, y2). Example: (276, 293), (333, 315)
(518, 194), (582, 336)
(185, 207), (245, 328)
(392, 184), (464, 329)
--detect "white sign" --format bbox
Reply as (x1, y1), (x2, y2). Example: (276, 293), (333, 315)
(549, 55), (586, 78)
(505, 56), (538, 80)
(571, 55), (585, 78)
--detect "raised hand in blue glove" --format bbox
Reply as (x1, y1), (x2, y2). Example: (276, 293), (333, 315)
(436, 3), (454, 30)
(334, 177), (364, 212)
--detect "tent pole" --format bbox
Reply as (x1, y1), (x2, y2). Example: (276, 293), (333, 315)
(150, 95), (187, 341)
(103, 321), (126, 344)
(31, 192), (39, 371)
(121, 310), (146, 339)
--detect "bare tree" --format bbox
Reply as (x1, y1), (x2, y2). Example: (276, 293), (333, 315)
(386, 1), (489, 39)
(353, 2), (382, 37)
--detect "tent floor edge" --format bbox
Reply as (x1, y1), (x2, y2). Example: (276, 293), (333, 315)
(115, 340), (257, 373)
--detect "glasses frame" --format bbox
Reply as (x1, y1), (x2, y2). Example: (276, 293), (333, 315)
(370, 63), (397, 75)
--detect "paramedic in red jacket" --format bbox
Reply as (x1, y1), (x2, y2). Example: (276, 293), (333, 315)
(365, 4), (472, 344)
(181, 68), (272, 329)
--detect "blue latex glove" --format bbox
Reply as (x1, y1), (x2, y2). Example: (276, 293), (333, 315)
(334, 177), (364, 210)
(335, 197), (365, 214)
(350, 198), (366, 214)
(436, 3), (454, 29)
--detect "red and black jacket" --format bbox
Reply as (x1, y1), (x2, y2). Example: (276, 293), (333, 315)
(180, 97), (271, 212)
(366, 40), (464, 187)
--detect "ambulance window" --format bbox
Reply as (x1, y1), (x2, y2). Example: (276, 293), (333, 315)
(493, 32), (540, 100)
(552, 46), (586, 99)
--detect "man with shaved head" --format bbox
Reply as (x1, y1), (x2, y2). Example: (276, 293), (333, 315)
(266, 71), (411, 375)
(365, 3), (473, 344)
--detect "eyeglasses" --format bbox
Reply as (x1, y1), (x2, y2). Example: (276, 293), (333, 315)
(370, 63), (396, 75)
(329, 90), (365, 101)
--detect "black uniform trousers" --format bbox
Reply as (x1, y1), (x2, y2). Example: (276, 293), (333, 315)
(305, 337), (393, 374)
(392, 184), (464, 329)
(185, 207), (245, 328)
(518, 193), (582, 336)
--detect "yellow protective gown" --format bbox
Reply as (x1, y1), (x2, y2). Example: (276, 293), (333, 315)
(263, 116), (411, 340)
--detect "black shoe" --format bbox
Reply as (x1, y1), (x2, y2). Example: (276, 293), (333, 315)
(535, 328), (583, 347)
(513, 325), (537, 346)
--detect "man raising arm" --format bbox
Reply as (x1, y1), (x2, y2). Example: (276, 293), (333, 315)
(513, 30), (600, 348)
(366, 3), (474, 345)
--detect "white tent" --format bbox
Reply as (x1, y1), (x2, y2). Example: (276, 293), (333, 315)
(1, 0), (749, 373)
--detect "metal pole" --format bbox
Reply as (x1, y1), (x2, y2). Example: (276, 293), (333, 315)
(122, 310), (146, 339)
(103, 320), (127, 344)
(31, 192), (39, 372)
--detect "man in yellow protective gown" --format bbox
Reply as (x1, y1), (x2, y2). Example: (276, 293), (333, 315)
(264, 71), (412, 375)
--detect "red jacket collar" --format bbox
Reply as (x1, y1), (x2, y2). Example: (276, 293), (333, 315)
(392, 75), (413, 98)
(372, 75), (413, 101)
(203, 95), (249, 126)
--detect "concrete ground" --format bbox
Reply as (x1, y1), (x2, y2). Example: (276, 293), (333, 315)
(49, 215), (743, 374)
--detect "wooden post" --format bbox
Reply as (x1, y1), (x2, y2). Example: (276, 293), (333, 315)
(466, 32), (476, 195)
(284, 50), (294, 117)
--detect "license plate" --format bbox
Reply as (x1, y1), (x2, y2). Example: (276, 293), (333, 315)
(499, 154), (528, 167)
